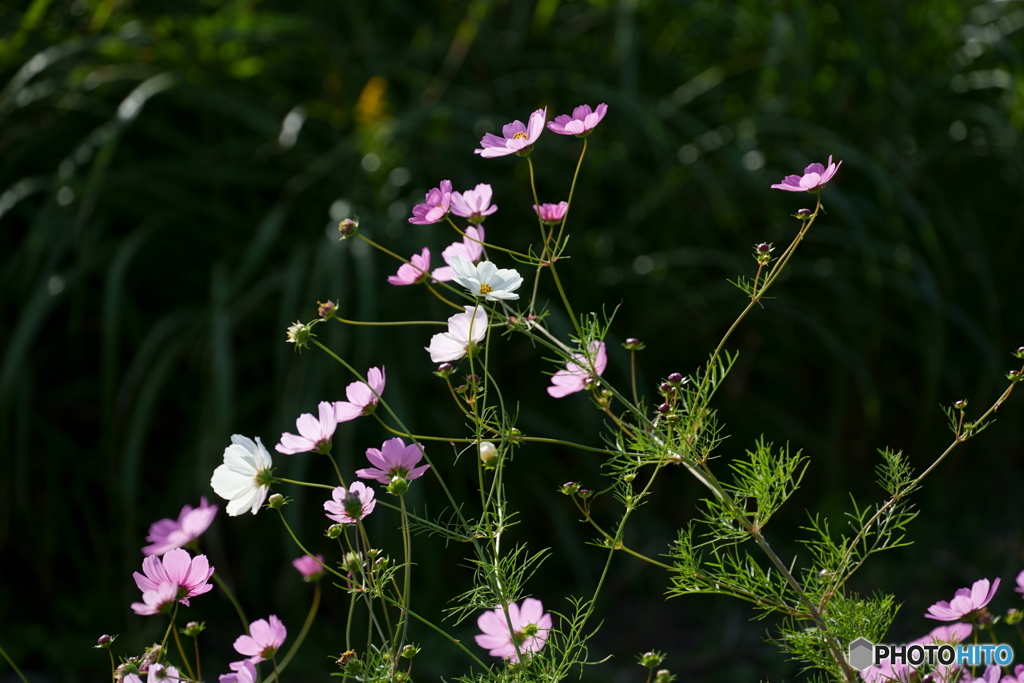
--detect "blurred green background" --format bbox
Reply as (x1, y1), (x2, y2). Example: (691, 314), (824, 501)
(2, 0), (1023, 681)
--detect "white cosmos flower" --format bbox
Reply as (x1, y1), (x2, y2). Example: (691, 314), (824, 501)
(450, 255), (522, 301)
(427, 305), (488, 363)
(210, 435), (274, 516)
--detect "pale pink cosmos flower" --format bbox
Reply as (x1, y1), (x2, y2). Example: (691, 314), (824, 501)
(433, 226), (485, 282)
(475, 598), (552, 662)
(234, 615), (287, 663)
(547, 103), (608, 137)
(409, 180), (453, 224)
(325, 482), (376, 524)
(130, 581), (179, 616)
(335, 366), (386, 422)
(131, 548), (214, 614)
(771, 155), (842, 192)
(387, 247), (432, 286)
(533, 202), (568, 224)
(128, 664), (180, 683)
(356, 437), (430, 484)
(925, 577), (1000, 621)
(548, 341), (608, 398)
(276, 401), (337, 454)
(914, 622), (972, 645)
(451, 184), (498, 224)
(218, 660), (256, 683)
(1015, 569), (1024, 595)
(859, 659), (912, 683)
(427, 305), (488, 363)
(475, 108), (547, 158)
(142, 497), (218, 556)
(292, 554), (326, 581)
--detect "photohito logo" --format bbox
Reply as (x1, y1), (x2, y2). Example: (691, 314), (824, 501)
(847, 638), (1015, 671)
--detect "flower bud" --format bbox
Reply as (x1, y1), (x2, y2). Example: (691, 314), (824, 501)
(577, 489), (593, 499)
(1015, 346), (1024, 359)
(560, 481), (580, 495)
(386, 475), (410, 496)
(795, 208), (812, 220)
(435, 363), (454, 378)
(465, 374), (481, 385)
(479, 441), (498, 468)
(268, 493), (286, 509)
(506, 427), (522, 442)
(400, 645), (420, 659)
(954, 399), (967, 410)
(658, 403), (671, 414)
(338, 218), (358, 239)
(623, 338), (645, 351)
(1006, 608), (1023, 625)
(182, 621), (205, 637)
(342, 551), (363, 574)
(638, 651), (665, 668)
(1009, 370), (1021, 381)
(95, 634), (115, 649)
(667, 372), (684, 385)
(326, 523), (344, 539)
(659, 382), (673, 394)
(655, 669), (676, 683)
(317, 300), (336, 319)
(285, 320), (314, 349)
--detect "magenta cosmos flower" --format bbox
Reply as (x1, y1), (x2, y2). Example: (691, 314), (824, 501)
(276, 401), (337, 454)
(548, 341), (607, 398)
(325, 482), (376, 524)
(409, 180), (452, 225)
(131, 548), (214, 614)
(433, 226), (484, 282)
(335, 366), (386, 422)
(475, 108), (546, 158)
(451, 184), (498, 224)
(925, 577), (1000, 621)
(292, 554), (325, 582)
(475, 598), (552, 662)
(388, 247), (432, 286)
(218, 660), (256, 683)
(533, 202), (568, 225)
(770, 155), (842, 193)
(234, 615), (287, 662)
(547, 103), (608, 137)
(427, 305), (488, 363)
(356, 437), (430, 485)
(142, 497), (218, 556)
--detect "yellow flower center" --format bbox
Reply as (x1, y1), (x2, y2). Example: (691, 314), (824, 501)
(512, 132), (528, 140)
(479, 283), (493, 294)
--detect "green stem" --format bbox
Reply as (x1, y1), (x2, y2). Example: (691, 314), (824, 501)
(0, 642), (29, 683)
(212, 573), (249, 633)
(171, 619), (196, 682)
(553, 137), (587, 248)
(275, 477), (336, 490)
(398, 496), (413, 650)
(276, 582), (321, 674)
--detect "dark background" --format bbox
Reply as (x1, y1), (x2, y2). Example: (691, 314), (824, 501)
(2, 0), (1023, 681)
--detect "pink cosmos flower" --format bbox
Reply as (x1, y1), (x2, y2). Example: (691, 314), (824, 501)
(999, 665), (1024, 683)
(547, 103), (608, 137)
(356, 437), (430, 484)
(409, 180), (453, 225)
(276, 401), (337, 454)
(130, 581), (179, 616)
(335, 366), (386, 422)
(451, 184), (498, 224)
(547, 341), (608, 398)
(292, 554), (325, 581)
(387, 247), (432, 286)
(141, 497), (218, 556)
(1015, 569), (1024, 595)
(325, 482), (376, 524)
(475, 108), (546, 158)
(131, 548), (214, 614)
(128, 664), (179, 683)
(433, 226), (485, 282)
(218, 660), (256, 683)
(770, 155), (842, 192)
(925, 577), (1000, 621)
(427, 305), (488, 363)
(963, 665), (1002, 683)
(859, 659), (912, 683)
(234, 615), (287, 663)
(533, 202), (568, 224)
(475, 598), (552, 662)
(914, 622), (972, 645)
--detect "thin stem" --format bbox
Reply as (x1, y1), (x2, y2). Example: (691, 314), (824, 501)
(193, 636), (202, 683)
(212, 573), (249, 632)
(398, 496), (413, 650)
(331, 317), (447, 326)
(553, 137), (587, 248)
(630, 349), (639, 407)
(171, 619), (196, 682)
(444, 216), (535, 260)
(275, 477), (336, 491)
(425, 282), (464, 310)
(0, 643), (29, 683)
(276, 582), (321, 674)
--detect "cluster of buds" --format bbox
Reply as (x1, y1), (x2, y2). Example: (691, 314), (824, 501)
(656, 373), (688, 418)
(455, 376), (481, 405)
(559, 481), (592, 498)
(754, 242), (774, 266)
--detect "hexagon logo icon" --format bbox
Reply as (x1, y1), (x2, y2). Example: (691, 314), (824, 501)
(848, 637), (875, 671)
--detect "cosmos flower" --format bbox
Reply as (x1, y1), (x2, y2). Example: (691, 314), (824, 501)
(925, 578), (1000, 621)
(324, 482), (376, 524)
(432, 226), (485, 282)
(211, 435), (274, 516)
(276, 401), (337, 454)
(388, 247), (432, 286)
(533, 202), (568, 224)
(292, 554), (326, 582)
(475, 108), (546, 158)
(546, 103), (608, 137)
(770, 156), (842, 192)
(547, 341), (608, 398)
(409, 180), (453, 224)
(475, 598), (552, 662)
(450, 254), (522, 301)
(233, 615), (287, 663)
(451, 184), (498, 224)
(335, 366), (386, 422)
(142, 497), (218, 556)
(356, 437), (430, 485)
(131, 548), (214, 614)
(426, 305), (488, 363)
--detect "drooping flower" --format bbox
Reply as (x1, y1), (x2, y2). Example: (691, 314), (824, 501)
(533, 202), (568, 225)
(770, 155), (842, 193)
(387, 247), (432, 286)
(142, 497), (219, 556)
(475, 598), (552, 662)
(475, 108), (546, 158)
(427, 305), (488, 363)
(547, 341), (608, 398)
(335, 366), (386, 422)
(925, 578), (1000, 621)
(451, 184), (498, 224)
(218, 660), (256, 683)
(211, 435), (274, 516)
(409, 180), (453, 225)
(276, 401), (337, 455)
(325, 482), (376, 524)
(292, 554), (325, 582)
(433, 226), (485, 282)
(356, 437), (430, 485)
(233, 615), (287, 663)
(131, 548), (214, 614)
(450, 255), (522, 301)
(546, 103), (608, 137)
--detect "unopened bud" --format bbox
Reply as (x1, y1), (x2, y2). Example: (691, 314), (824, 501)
(400, 645), (420, 659)
(638, 651), (665, 668)
(795, 208), (812, 219)
(659, 382), (673, 394)
(268, 493), (286, 509)
(623, 338), (645, 351)
(479, 441), (498, 467)
(435, 363), (454, 378)
(667, 372), (684, 385)
(658, 403), (671, 414)
(577, 489), (592, 499)
(1015, 346), (1024, 359)
(95, 634), (115, 649)
(285, 320), (314, 349)
(338, 218), (358, 239)
(1006, 608), (1023, 625)
(326, 523), (344, 539)
(386, 476), (410, 496)
(465, 374), (481, 385)
(560, 481), (580, 495)
(317, 300), (336, 319)
(655, 669), (676, 683)
(182, 621), (205, 637)
(1009, 370), (1021, 381)
(954, 399), (967, 410)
